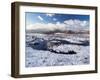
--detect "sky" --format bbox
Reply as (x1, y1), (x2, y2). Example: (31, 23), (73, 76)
(26, 12), (90, 33)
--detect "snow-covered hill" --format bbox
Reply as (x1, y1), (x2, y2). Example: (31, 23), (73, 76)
(25, 32), (90, 67)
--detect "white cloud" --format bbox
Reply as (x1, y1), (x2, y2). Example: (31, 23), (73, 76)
(26, 23), (66, 33)
(46, 13), (55, 17)
(56, 21), (60, 25)
(64, 19), (74, 25)
(53, 18), (57, 21)
(80, 21), (89, 27)
(64, 19), (89, 31)
(64, 19), (89, 27)
(26, 19), (89, 33)
(38, 16), (43, 21)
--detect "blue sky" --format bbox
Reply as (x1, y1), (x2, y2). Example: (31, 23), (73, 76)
(25, 12), (89, 25)
(26, 12), (90, 32)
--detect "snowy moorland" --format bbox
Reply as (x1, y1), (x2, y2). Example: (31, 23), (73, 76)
(25, 32), (90, 67)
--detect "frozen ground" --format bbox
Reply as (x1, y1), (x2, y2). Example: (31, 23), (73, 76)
(25, 33), (90, 67)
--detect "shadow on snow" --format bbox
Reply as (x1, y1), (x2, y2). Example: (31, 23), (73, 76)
(26, 38), (89, 55)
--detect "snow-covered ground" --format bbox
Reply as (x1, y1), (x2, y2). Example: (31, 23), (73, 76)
(25, 33), (90, 67)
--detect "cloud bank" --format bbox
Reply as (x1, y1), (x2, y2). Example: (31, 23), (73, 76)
(64, 19), (89, 31)
(26, 19), (89, 33)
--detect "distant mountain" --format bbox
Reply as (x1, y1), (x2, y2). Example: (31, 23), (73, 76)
(26, 29), (89, 34)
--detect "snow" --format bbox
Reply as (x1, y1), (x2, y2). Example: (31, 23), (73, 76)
(25, 33), (90, 67)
